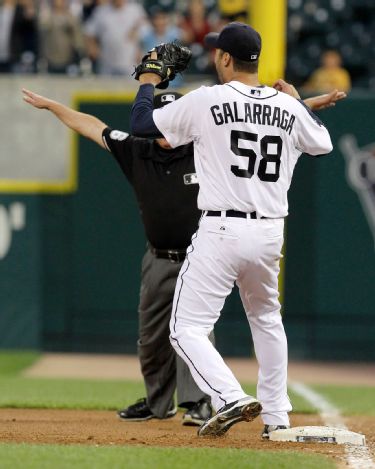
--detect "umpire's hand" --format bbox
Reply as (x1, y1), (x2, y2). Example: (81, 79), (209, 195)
(22, 88), (52, 110)
(272, 79), (347, 111)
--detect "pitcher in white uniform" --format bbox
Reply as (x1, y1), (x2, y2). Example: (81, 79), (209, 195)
(130, 22), (333, 438)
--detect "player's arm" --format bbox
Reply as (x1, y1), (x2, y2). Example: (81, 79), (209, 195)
(273, 79), (347, 111)
(131, 52), (196, 145)
(130, 50), (164, 138)
(131, 83), (197, 147)
(130, 84), (162, 137)
(272, 81), (332, 154)
(295, 101), (333, 156)
(22, 88), (107, 149)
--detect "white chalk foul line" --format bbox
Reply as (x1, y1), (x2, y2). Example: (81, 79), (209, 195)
(289, 381), (375, 469)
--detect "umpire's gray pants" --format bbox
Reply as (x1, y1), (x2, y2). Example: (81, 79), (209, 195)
(138, 248), (210, 418)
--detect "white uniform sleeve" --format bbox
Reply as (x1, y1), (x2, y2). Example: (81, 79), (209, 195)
(153, 90), (200, 148)
(294, 100), (333, 156)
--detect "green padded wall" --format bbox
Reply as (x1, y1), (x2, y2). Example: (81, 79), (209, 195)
(284, 93), (375, 360)
(0, 195), (42, 348)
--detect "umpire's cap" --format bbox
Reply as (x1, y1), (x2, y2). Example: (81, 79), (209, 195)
(204, 22), (261, 62)
(154, 92), (183, 109)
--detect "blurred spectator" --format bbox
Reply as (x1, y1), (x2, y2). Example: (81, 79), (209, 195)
(38, 0), (84, 74)
(178, 0), (215, 76)
(140, 6), (185, 87)
(84, 0), (147, 76)
(303, 50), (352, 94)
(0, 0), (37, 73)
(81, 0), (106, 23)
(140, 6), (181, 53)
(180, 0), (211, 46)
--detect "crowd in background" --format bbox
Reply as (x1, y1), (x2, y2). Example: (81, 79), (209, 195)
(286, 0), (374, 90)
(0, 0), (241, 79)
(0, 0), (373, 90)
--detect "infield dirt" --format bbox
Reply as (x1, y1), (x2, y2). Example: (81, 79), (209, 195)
(0, 408), (374, 468)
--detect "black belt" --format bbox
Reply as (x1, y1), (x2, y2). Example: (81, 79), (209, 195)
(149, 245), (186, 263)
(206, 210), (265, 219)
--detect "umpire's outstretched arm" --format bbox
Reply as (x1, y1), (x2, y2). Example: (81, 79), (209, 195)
(22, 88), (107, 149)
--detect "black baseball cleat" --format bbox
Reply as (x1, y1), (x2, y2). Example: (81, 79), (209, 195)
(262, 424), (290, 439)
(117, 398), (177, 421)
(197, 396), (262, 437)
(182, 398), (213, 426)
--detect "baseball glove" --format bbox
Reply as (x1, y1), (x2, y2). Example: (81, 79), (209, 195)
(133, 42), (192, 89)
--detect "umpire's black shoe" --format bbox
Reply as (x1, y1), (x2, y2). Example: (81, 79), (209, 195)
(117, 398), (177, 421)
(182, 398), (213, 426)
(262, 424), (290, 439)
(198, 396), (262, 437)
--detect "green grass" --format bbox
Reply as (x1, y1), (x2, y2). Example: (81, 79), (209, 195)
(0, 443), (336, 469)
(0, 376), (315, 413)
(314, 385), (375, 416)
(0, 351), (39, 375)
(0, 377), (145, 410)
(0, 351), (373, 417)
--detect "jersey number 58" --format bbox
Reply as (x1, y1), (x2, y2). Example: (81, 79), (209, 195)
(230, 130), (282, 182)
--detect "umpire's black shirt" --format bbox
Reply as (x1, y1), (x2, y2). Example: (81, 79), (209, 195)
(102, 127), (200, 250)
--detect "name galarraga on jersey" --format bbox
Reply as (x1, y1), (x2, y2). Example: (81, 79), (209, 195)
(210, 101), (296, 134)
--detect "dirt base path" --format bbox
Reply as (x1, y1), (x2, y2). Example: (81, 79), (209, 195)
(0, 409), (345, 458)
(23, 354), (375, 386)
(2, 409), (374, 466)
(1, 409), (374, 467)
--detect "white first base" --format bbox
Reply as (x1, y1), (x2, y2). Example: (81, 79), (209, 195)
(269, 426), (366, 446)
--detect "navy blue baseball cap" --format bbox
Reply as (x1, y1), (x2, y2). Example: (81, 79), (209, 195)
(204, 22), (261, 62)
(153, 92), (182, 109)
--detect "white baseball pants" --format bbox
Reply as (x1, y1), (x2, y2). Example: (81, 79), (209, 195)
(169, 213), (292, 425)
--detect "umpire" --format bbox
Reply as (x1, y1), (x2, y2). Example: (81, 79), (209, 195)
(107, 92), (213, 424)
(22, 87), (212, 426)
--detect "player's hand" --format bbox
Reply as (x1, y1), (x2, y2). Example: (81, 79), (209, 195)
(22, 88), (52, 109)
(138, 51), (163, 86)
(303, 90), (347, 111)
(273, 79), (301, 99)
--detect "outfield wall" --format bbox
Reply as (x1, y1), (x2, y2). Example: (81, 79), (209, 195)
(1, 77), (374, 359)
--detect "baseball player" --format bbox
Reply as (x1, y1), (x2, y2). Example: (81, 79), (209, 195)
(22, 73), (341, 430)
(21, 88), (213, 426)
(130, 22), (334, 437)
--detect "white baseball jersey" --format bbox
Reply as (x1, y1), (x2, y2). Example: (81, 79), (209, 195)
(153, 81), (333, 217)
